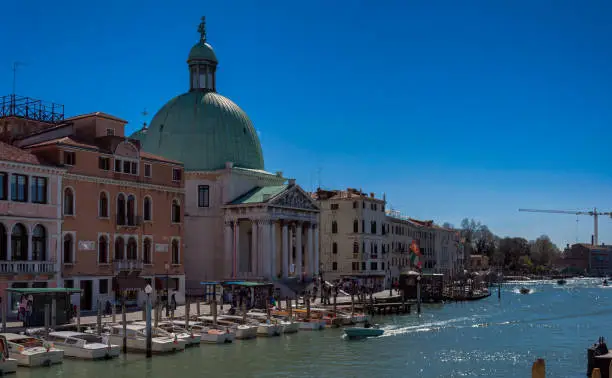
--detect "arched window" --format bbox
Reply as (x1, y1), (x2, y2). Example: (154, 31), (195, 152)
(63, 188), (74, 215)
(114, 236), (124, 260)
(171, 199), (181, 223)
(117, 194), (126, 225)
(99, 192), (108, 218)
(98, 235), (108, 263)
(353, 219), (358, 233)
(63, 234), (73, 263)
(171, 239), (180, 264)
(0, 223), (6, 260)
(353, 241), (359, 254)
(143, 197), (152, 221)
(332, 242), (338, 254)
(127, 195), (136, 225)
(143, 238), (152, 264)
(11, 224), (27, 261)
(127, 237), (137, 260)
(32, 225), (46, 261)
(331, 221), (338, 234)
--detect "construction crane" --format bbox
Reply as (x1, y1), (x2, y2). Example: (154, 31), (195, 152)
(518, 208), (612, 246)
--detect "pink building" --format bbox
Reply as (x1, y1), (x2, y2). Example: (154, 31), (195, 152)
(0, 141), (65, 313)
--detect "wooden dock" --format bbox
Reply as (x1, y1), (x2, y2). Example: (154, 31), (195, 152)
(355, 302), (411, 315)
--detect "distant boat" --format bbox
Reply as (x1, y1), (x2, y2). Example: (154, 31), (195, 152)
(557, 279), (567, 285)
(603, 279), (609, 287)
(519, 287), (531, 295)
(344, 327), (384, 339)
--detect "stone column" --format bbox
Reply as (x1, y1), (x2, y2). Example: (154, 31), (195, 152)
(270, 221), (277, 279)
(282, 223), (289, 279)
(28, 231), (33, 261)
(314, 224), (320, 276)
(296, 222), (303, 281)
(234, 220), (240, 278)
(307, 224), (314, 278)
(251, 220), (258, 276)
(224, 221), (233, 278)
(259, 220), (268, 277)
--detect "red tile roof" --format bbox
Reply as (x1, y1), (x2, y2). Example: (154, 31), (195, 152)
(140, 151), (183, 165)
(25, 136), (99, 150)
(0, 141), (43, 165)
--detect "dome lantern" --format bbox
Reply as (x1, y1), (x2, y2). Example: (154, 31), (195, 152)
(188, 16), (218, 92)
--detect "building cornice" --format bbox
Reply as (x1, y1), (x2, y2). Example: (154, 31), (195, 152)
(63, 173), (185, 194)
(0, 160), (65, 175)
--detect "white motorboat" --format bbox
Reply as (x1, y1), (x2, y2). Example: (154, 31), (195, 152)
(297, 320), (325, 331)
(107, 324), (186, 353)
(255, 322), (282, 337)
(199, 315), (257, 339)
(133, 321), (201, 346)
(278, 320), (299, 334)
(46, 331), (120, 360)
(169, 320), (234, 344)
(0, 335), (17, 374)
(1, 333), (63, 367)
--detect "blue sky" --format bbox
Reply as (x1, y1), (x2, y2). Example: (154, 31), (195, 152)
(2, 0), (612, 248)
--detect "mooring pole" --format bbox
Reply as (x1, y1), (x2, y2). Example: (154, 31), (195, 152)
(97, 301), (102, 335)
(416, 276), (422, 315)
(146, 288), (152, 358)
(121, 296), (127, 354)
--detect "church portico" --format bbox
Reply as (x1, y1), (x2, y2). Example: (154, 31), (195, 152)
(223, 183), (319, 281)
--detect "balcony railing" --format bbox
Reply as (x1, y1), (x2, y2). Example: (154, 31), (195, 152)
(0, 260), (57, 275)
(116, 215), (143, 227)
(114, 259), (144, 272)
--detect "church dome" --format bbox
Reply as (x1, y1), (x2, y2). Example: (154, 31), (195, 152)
(133, 16), (264, 171)
(139, 91), (263, 171)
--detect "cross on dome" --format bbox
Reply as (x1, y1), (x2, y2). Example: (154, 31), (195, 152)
(198, 16), (206, 43)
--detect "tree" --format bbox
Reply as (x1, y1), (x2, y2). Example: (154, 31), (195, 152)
(498, 237), (530, 270)
(473, 225), (497, 258)
(530, 235), (560, 267)
(442, 222), (455, 230)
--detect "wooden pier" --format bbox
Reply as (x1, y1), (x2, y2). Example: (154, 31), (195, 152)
(356, 302), (411, 315)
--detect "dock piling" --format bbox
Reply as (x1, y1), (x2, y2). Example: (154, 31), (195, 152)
(306, 297), (311, 320)
(76, 304), (80, 332)
(1, 297), (6, 332)
(196, 298), (201, 317)
(592, 368), (601, 378)
(44, 304), (50, 337)
(333, 294), (337, 318)
(96, 301), (102, 335)
(212, 299), (218, 326)
(531, 359), (545, 378)
(112, 300), (116, 323)
(121, 297), (127, 354)
(185, 296), (190, 328)
(154, 300), (159, 328)
(288, 298), (293, 321)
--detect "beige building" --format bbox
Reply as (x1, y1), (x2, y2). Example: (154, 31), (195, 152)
(386, 215), (413, 286)
(314, 188), (388, 289)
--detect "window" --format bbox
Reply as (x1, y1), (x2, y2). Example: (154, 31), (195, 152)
(171, 199), (181, 223)
(143, 238), (152, 264)
(332, 262), (338, 271)
(352, 262), (359, 271)
(332, 242), (338, 254)
(98, 236), (108, 264)
(353, 220), (358, 233)
(330, 203), (339, 210)
(114, 160), (121, 172)
(123, 161), (130, 173)
(198, 185), (209, 207)
(63, 188), (74, 215)
(171, 239), (180, 264)
(130, 162), (138, 175)
(11, 224), (27, 261)
(331, 221), (338, 234)
(116, 194), (126, 225)
(65, 279), (74, 288)
(31, 176), (47, 204)
(63, 151), (76, 166)
(361, 262), (366, 271)
(127, 195), (136, 225)
(144, 164), (152, 178)
(371, 262), (378, 271)
(0, 173), (7, 200)
(32, 225), (46, 261)
(353, 241), (359, 254)
(106, 128), (115, 136)
(11, 174), (27, 202)
(0, 223), (6, 260)
(98, 157), (110, 171)
(63, 234), (74, 264)
(114, 237), (124, 260)
(99, 279), (109, 294)
(352, 201), (357, 209)
(127, 238), (137, 260)
(143, 197), (152, 221)
(371, 221), (377, 234)
(172, 168), (182, 182)
(99, 192), (109, 218)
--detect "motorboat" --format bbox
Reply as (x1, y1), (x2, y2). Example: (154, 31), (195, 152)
(107, 324), (186, 353)
(603, 279), (609, 287)
(0, 335), (18, 374)
(197, 315), (257, 340)
(133, 321), (201, 346)
(519, 287), (531, 295)
(45, 331), (120, 360)
(1, 333), (63, 367)
(557, 279), (567, 285)
(277, 320), (299, 334)
(169, 320), (234, 344)
(344, 326), (384, 339)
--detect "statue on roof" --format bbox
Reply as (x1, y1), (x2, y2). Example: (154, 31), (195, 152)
(198, 16), (207, 43)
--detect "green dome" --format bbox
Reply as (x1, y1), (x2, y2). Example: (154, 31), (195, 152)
(188, 42), (217, 63)
(141, 91), (264, 171)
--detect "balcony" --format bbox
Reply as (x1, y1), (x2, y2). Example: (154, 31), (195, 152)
(116, 215), (143, 228)
(114, 259), (144, 273)
(0, 260), (57, 275)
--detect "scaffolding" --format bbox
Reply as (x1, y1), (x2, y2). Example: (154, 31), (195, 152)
(0, 94), (64, 124)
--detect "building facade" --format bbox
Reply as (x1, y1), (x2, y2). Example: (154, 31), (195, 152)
(556, 243), (612, 276)
(314, 188), (389, 289)
(11, 112), (185, 310)
(0, 141), (65, 312)
(386, 215), (413, 286)
(133, 18), (319, 290)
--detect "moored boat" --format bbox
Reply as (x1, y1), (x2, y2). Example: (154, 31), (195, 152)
(107, 325), (186, 353)
(169, 320), (234, 344)
(133, 321), (201, 346)
(46, 331), (120, 360)
(0, 335), (18, 374)
(2, 333), (63, 367)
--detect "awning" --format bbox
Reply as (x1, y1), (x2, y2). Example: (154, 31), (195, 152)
(200, 281), (221, 286)
(6, 288), (82, 294)
(222, 281), (272, 287)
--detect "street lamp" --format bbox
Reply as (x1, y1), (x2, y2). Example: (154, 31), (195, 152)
(144, 284), (153, 358)
(164, 263), (170, 317)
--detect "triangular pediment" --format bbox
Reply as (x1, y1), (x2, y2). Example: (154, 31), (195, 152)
(269, 185), (319, 211)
